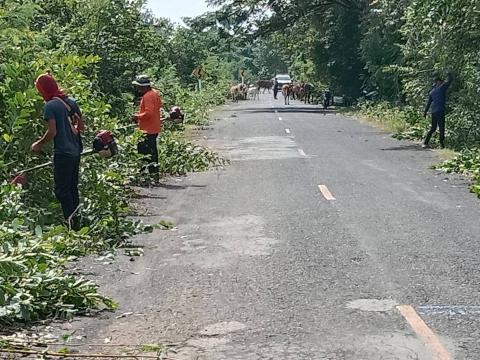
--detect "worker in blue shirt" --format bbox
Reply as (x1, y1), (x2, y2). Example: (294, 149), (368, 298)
(423, 72), (454, 148)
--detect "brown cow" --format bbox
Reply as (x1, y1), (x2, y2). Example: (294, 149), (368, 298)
(282, 84), (292, 105)
(257, 80), (273, 94)
(230, 85), (240, 102)
(238, 84), (248, 100)
(292, 84), (302, 101)
(297, 86), (305, 101)
(230, 84), (249, 102)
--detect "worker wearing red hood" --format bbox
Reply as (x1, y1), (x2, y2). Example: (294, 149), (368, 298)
(32, 73), (85, 228)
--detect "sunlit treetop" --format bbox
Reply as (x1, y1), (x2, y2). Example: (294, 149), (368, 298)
(206, 0), (367, 36)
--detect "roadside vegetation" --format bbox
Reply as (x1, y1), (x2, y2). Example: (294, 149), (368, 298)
(0, 0), (241, 326)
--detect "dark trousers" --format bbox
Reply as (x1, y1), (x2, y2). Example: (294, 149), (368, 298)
(274, 88), (278, 99)
(138, 133), (159, 174)
(53, 154), (80, 220)
(424, 111), (445, 147)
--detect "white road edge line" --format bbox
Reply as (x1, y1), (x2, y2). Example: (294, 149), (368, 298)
(285, 128), (291, 134)
(318, 185), (336, 201)
(298, 149), (306, 157)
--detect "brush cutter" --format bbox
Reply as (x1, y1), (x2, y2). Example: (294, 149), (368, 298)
(10, 130), (118, 185)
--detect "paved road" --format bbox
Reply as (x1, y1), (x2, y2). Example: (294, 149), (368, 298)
(58, 94), (479, 359)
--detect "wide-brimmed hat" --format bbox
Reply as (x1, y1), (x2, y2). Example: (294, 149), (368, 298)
(132, 75), (152, 87)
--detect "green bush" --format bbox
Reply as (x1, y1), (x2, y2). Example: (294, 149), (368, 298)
(435, 148), (480, 198)
(356, 101), (429, 141)
(0, 184), (119, 324)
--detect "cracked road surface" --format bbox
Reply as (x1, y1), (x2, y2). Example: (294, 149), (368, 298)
(49, 94), (480, 359)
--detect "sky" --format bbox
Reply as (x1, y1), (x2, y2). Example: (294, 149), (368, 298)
(146, 0), (211, 24)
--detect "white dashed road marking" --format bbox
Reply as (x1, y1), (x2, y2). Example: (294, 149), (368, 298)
(285, 129), (291, 134)
(318, 185), (336, 201)
(279, 117), (283, 121)
(298, 149), (306, 157)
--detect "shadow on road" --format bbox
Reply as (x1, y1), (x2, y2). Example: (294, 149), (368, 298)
(241, 107), (337, 114)
(381, 144), (425, 151)
(134, 194), (167, 200)
(155, 183), (207, 190)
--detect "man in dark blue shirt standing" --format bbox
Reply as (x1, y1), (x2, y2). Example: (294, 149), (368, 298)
(273, 78), (279, 100)
(423, 72), (454, 148)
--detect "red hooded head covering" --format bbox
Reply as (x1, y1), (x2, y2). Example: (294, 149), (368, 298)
(35, 73), (67, 102)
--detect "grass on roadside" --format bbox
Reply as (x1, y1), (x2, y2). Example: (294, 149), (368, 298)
(349, 101), (428, 140)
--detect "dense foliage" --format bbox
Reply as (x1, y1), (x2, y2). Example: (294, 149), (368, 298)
(0, 0), (236, 325)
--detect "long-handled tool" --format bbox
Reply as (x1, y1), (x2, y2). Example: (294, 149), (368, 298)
(10, 130), (118, 185)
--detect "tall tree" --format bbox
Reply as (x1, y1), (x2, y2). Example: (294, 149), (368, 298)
(360, 0), (408, 101)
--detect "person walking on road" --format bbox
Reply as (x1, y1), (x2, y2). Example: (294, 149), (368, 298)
(273, 78), (279, 100)
(131, 75), (163, 178)
(323, 88), (332, 109)
(423, 72), (454, 149)
(32, 73), (85, 228)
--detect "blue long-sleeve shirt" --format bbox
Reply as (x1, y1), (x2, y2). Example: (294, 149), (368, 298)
(424, 73), (453, 115)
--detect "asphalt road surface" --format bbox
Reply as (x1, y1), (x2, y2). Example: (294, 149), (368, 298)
(51, 94), (480, 359)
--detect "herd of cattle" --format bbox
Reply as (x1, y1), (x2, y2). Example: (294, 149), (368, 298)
(230, 80), (319, 105)
(229, 83), (260, 102)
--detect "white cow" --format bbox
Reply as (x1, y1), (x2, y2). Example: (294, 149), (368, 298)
(247, 85), (260, 101)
